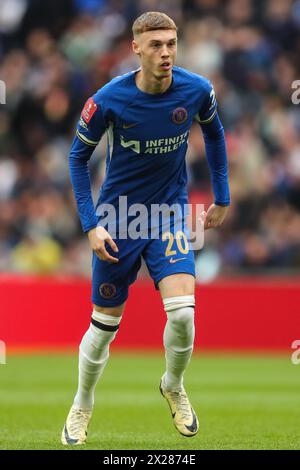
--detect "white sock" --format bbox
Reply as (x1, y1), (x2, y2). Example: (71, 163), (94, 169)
(73, 310), (122, 410)
(163, 296), (195, 391)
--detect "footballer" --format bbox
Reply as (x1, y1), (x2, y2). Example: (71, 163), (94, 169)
(62, 11), (230, 445)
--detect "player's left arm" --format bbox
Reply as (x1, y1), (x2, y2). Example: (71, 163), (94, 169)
(195, 82), (230, 230)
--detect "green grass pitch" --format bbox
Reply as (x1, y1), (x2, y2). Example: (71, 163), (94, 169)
(0, 351), (300, 450)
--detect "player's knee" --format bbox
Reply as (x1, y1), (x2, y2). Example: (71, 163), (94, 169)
(163, 295), (195, 331)
(167, 307), (194, 334)
(85, 309), (123, 347)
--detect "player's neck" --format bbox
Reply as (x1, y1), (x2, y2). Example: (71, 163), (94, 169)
(135, 69), (172, 95)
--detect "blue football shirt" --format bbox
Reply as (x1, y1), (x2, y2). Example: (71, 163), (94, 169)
(69, 65), (230, 233)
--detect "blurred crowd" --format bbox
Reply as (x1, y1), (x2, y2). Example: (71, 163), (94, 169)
(0, 0), (300, 279)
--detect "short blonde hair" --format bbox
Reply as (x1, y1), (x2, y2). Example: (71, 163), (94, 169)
(132, 11), (177, 36)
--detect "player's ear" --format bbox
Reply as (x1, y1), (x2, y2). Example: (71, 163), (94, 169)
(132, 39), (140, 56)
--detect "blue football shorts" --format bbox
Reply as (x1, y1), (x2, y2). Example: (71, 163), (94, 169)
(91, 217), (195, 307)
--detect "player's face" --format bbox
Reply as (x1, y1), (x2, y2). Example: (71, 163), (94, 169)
(133, 30), (177, 80)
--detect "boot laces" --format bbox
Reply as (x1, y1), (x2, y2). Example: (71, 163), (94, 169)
(69, 409), (90, 438)
(169, 390), (191, 421)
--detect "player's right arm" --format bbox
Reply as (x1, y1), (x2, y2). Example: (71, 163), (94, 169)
(69, 95), (119, 263)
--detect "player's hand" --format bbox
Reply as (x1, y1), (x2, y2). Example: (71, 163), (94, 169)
(203, 204), (229, 230)
(87, 227), (119, 263)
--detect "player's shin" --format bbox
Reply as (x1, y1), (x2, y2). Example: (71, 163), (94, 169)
(162, 296), (195, 391)
(73, 310), (122, 410)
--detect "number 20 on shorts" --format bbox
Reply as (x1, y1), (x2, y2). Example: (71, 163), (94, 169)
(162, 231), (189, 257)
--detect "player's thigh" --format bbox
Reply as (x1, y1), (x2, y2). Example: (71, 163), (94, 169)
(93, 302), (126, 317)
(143, 223), (195, 297)
(92, 238), (143, 309)
(158, 273), (195, 299)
